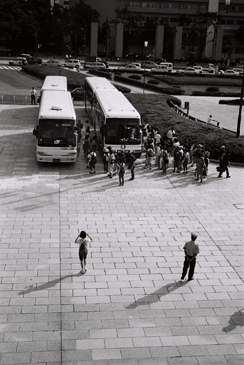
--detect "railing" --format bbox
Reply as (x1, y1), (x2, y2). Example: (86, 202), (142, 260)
(167, 100), (235, 135)
(1, 95), (31, 105)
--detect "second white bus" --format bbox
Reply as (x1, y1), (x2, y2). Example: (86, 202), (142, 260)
(84, 77), (142, 157)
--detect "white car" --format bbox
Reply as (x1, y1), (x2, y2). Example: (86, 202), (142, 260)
(118, 64), (140, 71)
(43, 59), (63, 67)
(151, 65), (169, 72)
(131, 63), (141, 69)
(233, 68), (243, 76)
(9, 57), (27, 66)
(141, 61), (158, 68)
(183, 67), (201, 74)
(64, 59), (81, 69)
(193, 66), (203, 73)
(84, 61), (106, 70)
(224, 69), (240, 76)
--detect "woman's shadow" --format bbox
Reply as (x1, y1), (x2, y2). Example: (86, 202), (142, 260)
(222, 308), (244, 333)
(18, 272), (82, 296)
(126, 280), (188, 309)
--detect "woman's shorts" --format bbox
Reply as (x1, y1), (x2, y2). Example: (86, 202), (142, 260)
(79, 250), (87, 261)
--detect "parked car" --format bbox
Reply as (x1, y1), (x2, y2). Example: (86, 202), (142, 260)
(9, 57), (27, 66)
(118, 63), (141, 71)
(233, 68), (243, 76)
(71, 87), (84, 101)
(193, 66), (203, 73)
(26, 57), (42, 65)
(84, 61), (106, 70)
(183, 67), (201, 74)
(141, 61), (158, 68)
(223, 69), (240, 76)
(43, 59), (63, 67)
(20, 53), (31, 58)
(64, 59), (81, 69)
(131, 63), (141, 69)
(151, 65), (169, 72)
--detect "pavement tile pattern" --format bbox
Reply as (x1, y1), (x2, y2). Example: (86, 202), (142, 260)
(0, 105), (243, 365)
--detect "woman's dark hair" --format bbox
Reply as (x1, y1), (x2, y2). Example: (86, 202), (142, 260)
(80, 231), (86, 239)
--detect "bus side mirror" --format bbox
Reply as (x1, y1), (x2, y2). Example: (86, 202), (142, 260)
(33, 128), (36, 135)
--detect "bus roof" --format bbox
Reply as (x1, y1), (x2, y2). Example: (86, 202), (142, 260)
(41, 76), (67, 92)
(38, 91), (76, 120)
(95, 89), (140, 119)
(85, 77), (117, 92)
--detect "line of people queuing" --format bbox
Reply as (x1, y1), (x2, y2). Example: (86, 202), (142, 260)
(142, 124), (211, 182)
(79, 120), (230, 183)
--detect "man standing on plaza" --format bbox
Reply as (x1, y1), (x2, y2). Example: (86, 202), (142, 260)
(31, 87), (37, 105)
(181, 233), (199, 281)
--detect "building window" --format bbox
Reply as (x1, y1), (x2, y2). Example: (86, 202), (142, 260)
(237, 20), (244, 25)
(181, 4), (189, 10)
(226, 19), (235, 25)
(129, 2), (141, 7)
(162, 2), (169, 8)
(170, 18), (178, 23)
(171, 2), (179, 9)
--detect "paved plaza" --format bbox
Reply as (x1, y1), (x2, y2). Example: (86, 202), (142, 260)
(0, 104), (243, 365)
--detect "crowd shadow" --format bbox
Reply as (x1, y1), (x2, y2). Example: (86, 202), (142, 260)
(18, 272), (82, 296)
(126, 280), (188, 309)
(222, 308), (244, 333)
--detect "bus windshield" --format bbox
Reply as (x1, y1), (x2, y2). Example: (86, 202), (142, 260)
(105, 118), (141, 145)
(38, 119), (76, 147)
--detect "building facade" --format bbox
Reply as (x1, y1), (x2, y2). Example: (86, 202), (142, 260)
(66, 0), (244, 60)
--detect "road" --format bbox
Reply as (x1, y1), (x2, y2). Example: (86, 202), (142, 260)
(0, 70), (243, 365)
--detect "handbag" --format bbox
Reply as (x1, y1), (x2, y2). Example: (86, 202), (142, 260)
(216, 166), (221, 172)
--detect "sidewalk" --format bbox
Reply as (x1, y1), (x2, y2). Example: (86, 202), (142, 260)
(0, 105), (243, 365)
(177, 95), (244, 136)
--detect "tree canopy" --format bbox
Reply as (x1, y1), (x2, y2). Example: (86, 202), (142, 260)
(0, 0), (100, 55)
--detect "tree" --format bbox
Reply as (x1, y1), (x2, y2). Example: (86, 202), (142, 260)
(0, 0), (52, 54)
(69, 1), (100, 57)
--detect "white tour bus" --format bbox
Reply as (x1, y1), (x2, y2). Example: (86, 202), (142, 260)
(41, 75), (67, 93)
(84, 77), (142, 157)
(38, 76), (67, 103)
(33, 90), (80, 163)
(84, 76), (117, 124)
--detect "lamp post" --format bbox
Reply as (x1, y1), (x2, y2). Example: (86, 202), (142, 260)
(226, 0), (243, 137)
(143, 41), (148, 94)
(236, 66), (244, 137)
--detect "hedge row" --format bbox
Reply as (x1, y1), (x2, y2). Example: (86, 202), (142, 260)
(126, 94), (244, 163)
(22, 65), (131, 94)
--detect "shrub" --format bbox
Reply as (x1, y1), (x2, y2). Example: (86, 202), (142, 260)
(147, 79), (160, 85)
(143, 72), (154, 77)
(206, 86), (219, 92)
(129, 74), (142, 80)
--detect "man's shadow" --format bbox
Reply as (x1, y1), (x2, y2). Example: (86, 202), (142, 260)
(18, 272), (82, 296)
(126, 281), (188, 309)
(222, 308), (244, 333)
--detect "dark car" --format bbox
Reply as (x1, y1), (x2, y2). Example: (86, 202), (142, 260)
(71, 87), (84, 101)
(26, 57), (42, 65)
